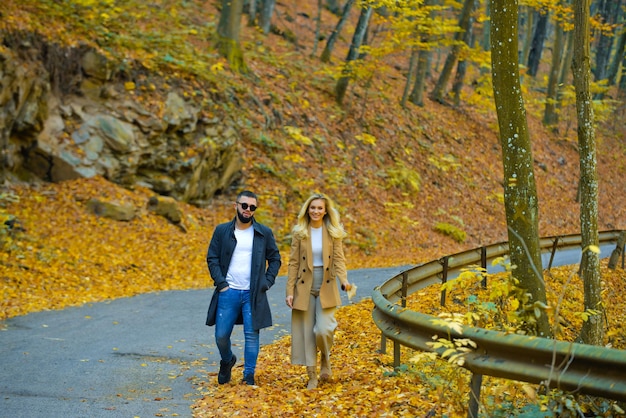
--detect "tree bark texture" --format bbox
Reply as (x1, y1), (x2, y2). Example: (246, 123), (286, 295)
(430, 0), (475, 103)
(335, 5), (372, 105)
(312, 0), (324, 56)
(520, 7), (534, 67)
(452, 3), (476, 107)
(572, 0), (604, 346)
(259, 0), (276, 35)
(402, 46), (420, 108)
(481, 0), (490, 52)
(527, 9), (549, 77)
(592, 0), (621, 85)
(247, 0), (257, 26)
(217, 0), (247, 73)
(620, 49), (626, 93)
(326, 0), (342, 15)
(490, 0), (551, 338)
(544, 20), (565, 128)
(608, 28), (626, 86)
(558, 29), (574, 86)
(410, 49), (432, 106)
(321, 0), (355, 63)
(409, 0), (436, 106)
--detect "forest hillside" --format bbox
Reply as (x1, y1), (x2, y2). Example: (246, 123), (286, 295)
(1, 0), (626, 320)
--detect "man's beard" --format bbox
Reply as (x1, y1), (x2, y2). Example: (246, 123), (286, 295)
(237, 211), (253, 223)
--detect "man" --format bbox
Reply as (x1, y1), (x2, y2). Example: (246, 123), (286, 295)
(205, 190), (281, 386)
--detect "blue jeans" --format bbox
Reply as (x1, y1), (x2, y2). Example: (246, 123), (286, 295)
(214, 288), (259, 377)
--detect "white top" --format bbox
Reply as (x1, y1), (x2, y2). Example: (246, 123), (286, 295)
(311, 226), (323, 267)
(226, 226), (254, 290)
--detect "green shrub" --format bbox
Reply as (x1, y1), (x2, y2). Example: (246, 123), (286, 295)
(434, 222), (466, 243)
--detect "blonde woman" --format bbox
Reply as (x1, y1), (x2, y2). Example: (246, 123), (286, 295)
(285, 193), (352, 389)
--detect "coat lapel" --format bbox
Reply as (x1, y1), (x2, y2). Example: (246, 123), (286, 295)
(322, 225), (330, 271)
(305, 232), (313, 272)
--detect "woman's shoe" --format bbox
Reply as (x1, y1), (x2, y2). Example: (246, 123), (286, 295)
(306, 366), (318, 389)
(319, 354), (331, 381)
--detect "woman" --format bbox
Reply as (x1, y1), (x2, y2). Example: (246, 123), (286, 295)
(285, 193), (352, 389)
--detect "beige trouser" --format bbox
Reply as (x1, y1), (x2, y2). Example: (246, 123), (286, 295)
(291, 269), (337, 367)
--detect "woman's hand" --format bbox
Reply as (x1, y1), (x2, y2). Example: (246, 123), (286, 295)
(285, 295), (294, 308)
(342, 282), (357, 301)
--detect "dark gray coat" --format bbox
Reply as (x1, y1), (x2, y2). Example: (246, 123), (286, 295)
(205, 218), (281, 331)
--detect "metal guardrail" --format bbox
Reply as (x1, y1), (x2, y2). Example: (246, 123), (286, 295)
(372, 230), (626, 407)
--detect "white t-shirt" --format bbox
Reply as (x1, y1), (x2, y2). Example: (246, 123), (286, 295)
(311, 226), (323, 267)
(226, 226), (254, 290)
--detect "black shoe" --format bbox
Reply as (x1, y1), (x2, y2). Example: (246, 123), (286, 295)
(242, 373), (255, 385)
(217, 355), (236, 384)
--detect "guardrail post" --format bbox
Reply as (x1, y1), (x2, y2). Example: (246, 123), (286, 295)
(440, 256), (449, 307)
(401, 271), (408, 309)
(608, 231), (625, 270)
(379, 334), (387, 354)
(548, 237), (560, 270)
(393, 340), (401, 368)
(467, 373), (483, 418)
(393, 272), (409, 368)
(480, 246), (487, 288)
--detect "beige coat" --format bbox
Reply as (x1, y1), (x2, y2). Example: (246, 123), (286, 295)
(286, 224), (347, 311)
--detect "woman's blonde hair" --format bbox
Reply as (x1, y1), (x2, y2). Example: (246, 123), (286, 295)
(292, 193), (347, 240)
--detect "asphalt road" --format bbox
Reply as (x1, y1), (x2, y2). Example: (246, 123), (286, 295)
(0, 266), (409, 418)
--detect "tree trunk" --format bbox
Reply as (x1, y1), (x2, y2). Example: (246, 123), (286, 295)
(527, 9), (549, 77)
(520, 7), (534, 67)
(247, 0), (258, 26)
(402, 46), (420, 108)
(430, 0), (476, 103)
(544, 20), (565, 129)
(326, 0), (342, 15)
(620, 50), (626, 93)
(490, 0), (551, 338)
(592, 0), (621, 85)
(558, 28), (574, 86)
(608, 28), (626, 86)
(312, 0), (324, 56)
(217, 0), (247, 73)
(481, 0), (490, 52)
(409, 49), (432, 106)
(259, 0), (276, 35)
(452, 0), (476, 106)
(321, 0), (355, 63)
(408, 0), (436, 106)
(335, 5), (372, 105)
(572, 0), (604, 346)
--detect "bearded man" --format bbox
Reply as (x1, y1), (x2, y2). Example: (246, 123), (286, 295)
(205, 190), (281, 386)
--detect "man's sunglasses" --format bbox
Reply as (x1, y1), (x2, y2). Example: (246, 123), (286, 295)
(237, 202), (257, 211)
